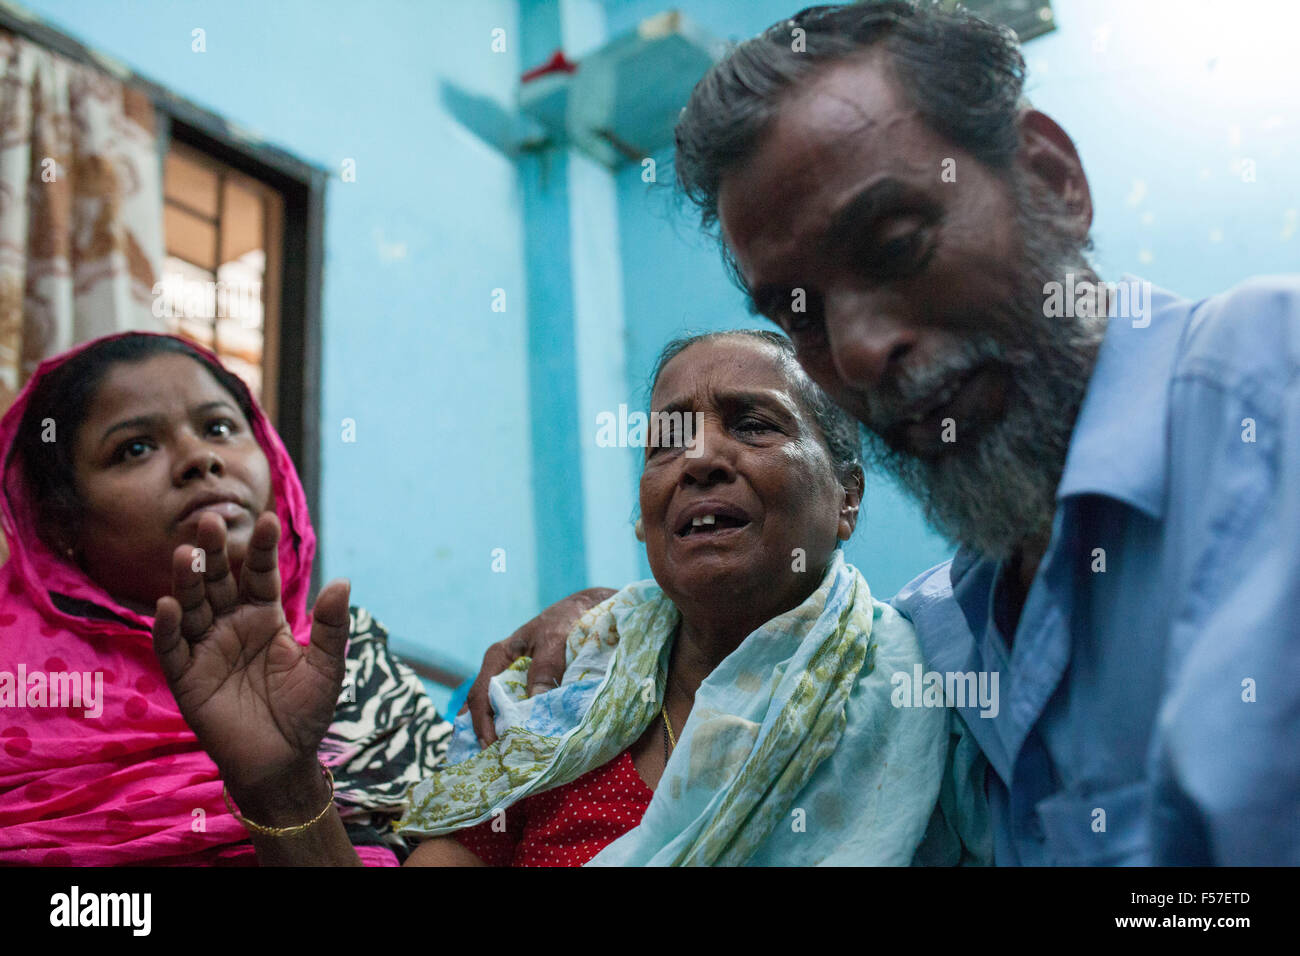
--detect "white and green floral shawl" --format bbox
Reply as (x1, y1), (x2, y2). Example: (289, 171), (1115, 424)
(397, 552), (989, 866)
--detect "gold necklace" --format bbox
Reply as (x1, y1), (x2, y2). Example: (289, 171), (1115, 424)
(661, 651), (682, 760)
(661, 675), (677, 764)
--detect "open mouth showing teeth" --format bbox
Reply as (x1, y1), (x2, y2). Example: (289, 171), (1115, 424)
(676, 514), (750, 537)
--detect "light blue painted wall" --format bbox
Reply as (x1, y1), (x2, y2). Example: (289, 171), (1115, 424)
(21, 0), (540, 678)
(517, 0), (642, 607)
(1018, 0), (1300, 297)
(601, 0), (1299, 597)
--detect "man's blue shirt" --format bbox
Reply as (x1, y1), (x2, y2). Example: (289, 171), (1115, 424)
(893, 274), (1300, 865)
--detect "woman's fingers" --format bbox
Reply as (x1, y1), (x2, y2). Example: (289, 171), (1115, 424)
(152, 594), (190, 683)
(238, 512), (283, 605)
(172, 542), (214, 642)
(194, 512), (239, 614)
(305, 579), (351, 682)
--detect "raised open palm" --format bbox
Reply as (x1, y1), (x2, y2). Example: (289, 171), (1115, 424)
(152, 511), (351, 798)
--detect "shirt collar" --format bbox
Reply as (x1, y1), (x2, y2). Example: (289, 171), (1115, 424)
(1054, 274), (1189, 520)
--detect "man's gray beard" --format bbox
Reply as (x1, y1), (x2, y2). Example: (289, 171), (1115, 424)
(863, 177), (1108, 560)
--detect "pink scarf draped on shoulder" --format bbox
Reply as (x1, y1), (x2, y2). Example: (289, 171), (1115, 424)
(0, 332), (394, 865)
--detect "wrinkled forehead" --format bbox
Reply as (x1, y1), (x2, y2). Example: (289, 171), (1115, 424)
(651, 336), (805, 417)
(717, 53), (938, 275)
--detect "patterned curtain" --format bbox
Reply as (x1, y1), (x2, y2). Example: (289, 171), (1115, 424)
(0, 30), (165, 565)
(0, 28), (165, 411)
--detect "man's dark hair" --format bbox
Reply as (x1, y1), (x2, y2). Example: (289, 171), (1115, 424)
(674, 0), (1027, 277)
(649, 328), (862, 487)
(10, 333), (257, 556)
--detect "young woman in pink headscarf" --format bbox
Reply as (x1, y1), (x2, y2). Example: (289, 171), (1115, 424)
(0, 332), (450, 865)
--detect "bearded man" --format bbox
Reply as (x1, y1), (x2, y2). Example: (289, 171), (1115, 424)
(471, 0), (1298, 865)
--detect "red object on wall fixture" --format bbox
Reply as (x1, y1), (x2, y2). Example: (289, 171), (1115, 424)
(522, 50), (579, 83)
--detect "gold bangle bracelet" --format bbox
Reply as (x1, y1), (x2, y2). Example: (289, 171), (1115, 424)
(222, 762), (335, 838)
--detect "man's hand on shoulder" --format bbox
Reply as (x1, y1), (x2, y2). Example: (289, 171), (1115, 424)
(464, 588), (616, 748)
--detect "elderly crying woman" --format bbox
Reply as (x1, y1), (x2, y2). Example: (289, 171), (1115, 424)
(152, 330), (989, 865)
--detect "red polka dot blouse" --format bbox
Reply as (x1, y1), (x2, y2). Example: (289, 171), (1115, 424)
(455, 749), (652, 866)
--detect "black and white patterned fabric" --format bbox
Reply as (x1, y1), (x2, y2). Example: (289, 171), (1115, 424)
(320, 606), (454, 859)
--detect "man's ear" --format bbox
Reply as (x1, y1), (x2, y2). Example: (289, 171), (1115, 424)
(839, 466), (864, 541)
(1015, 108), (1093, 242)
